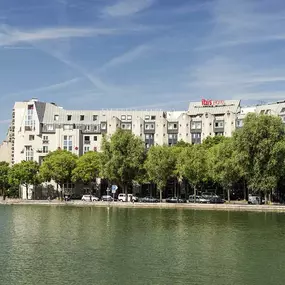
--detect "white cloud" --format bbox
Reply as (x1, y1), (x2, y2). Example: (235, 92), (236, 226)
(197, 0), (285, 50)
(100, 45), (150, 72)
(3, 77), (81, 99)
(0, 25), (117, 46)
(102, 0), (155, 17)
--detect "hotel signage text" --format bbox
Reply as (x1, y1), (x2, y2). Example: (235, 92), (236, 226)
(201, 99), (225, 106)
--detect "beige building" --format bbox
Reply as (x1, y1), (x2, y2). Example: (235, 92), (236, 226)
(3, 97), (285, 199)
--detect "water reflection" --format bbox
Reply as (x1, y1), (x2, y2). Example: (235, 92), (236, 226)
(0, 206), (285, 285)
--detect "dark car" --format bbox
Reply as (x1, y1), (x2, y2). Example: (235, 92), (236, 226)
(140, 196), (159, 203)
(166, 197), (186, 203)
(209, 197), (224, 204)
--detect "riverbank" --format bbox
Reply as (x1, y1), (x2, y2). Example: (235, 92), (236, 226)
(1, 198), (285, 212)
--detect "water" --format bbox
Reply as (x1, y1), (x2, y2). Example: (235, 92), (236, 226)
(0, 205), (285, 285)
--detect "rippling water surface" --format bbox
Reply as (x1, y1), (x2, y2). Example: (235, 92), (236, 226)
(0, 205), (285, 285)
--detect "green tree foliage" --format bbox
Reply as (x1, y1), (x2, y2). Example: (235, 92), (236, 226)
(234, 113), (285, 202)
(177, 144), (208, 201)
(202, 135), (227, 149)
(72, 151), (101, 190)
(100, 129), (145, 199)
(0, 162), (10, 199)
(39, 150), (77, 198)
(9, 160), (40, 199)
(144, 145), (176, 202)
(208, 138), (243, 202)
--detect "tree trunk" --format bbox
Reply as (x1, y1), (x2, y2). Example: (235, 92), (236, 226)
(227, 187), (231, 203)
(194, 186), (196, 203)
(124, 184), (128, 202)
(159, 188), (162, 202)
(2, 188), (6, 201)
(259, 191), (263, 205)
(243, 180), (247, 201)
(26, 185), (29, 200)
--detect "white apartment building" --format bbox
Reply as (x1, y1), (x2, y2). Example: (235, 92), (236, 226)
(6, 98), (285, 166)
(2, 97), (285, 199)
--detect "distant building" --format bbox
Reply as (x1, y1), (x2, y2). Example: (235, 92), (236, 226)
(4, 97), (285, 199)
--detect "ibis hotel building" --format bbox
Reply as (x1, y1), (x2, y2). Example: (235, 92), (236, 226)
(8, 98), (285, 165)
(4, 98), (285, 199)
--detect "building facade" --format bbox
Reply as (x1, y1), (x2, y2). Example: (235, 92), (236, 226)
(3, 97), (285, 198)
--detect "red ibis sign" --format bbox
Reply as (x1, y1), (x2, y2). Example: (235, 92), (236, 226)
(201, 99), (225, 106)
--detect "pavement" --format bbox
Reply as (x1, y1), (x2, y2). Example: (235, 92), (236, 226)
(1, 198), (285, 212)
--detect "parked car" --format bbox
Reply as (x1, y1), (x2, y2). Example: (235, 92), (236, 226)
(101, 195), (114, 202)
(81, 195), (99, 202)
(166, 197), (187, 203)
(189, 195), (208, 203)
(209, 197), (224, 204)
(118, 193), (138, 202)
(140, 196), (159, 203)
(248, 195), (264, 205)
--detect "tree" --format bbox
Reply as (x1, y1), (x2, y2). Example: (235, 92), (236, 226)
(208, 138), (243, 202)
(0, 162), (10, 200)
(177, 144), (208, 202)
(72, 151), (101, 192)
(39, 150), (77, 199)
(202, 135), (227, 149)
(144, 145), (176, 202)
(9, 161), (40, 199)
(234, 113), (285, 203)
(100, 129), (145, 200)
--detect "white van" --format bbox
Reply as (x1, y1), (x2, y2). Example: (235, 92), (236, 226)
(118, 193), (138, 202)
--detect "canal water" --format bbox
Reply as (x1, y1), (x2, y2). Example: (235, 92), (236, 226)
(0, 205), (285, 285)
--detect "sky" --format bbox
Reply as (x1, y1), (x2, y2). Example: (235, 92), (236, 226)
(1, 0), (285, 139)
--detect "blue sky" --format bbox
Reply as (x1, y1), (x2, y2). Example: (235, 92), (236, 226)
(1, 0), (285, 139)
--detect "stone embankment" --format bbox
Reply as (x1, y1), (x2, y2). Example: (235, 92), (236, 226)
(1, 199), (285, 212)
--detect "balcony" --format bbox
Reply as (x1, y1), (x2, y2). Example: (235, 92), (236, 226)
(84, 140), (91, 145)
(42, 140), (49, 144)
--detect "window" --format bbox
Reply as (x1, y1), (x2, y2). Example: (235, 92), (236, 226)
(80, 115), (84, 121)
(236, 120), (243, 127)
(43, 135), (49, 143)
(85, 125), (91, 131)
(47, 124), (54, 131)
(25, 105), (35, 129)
(84, 146), (90, 154)
(67, 115), (72, 121)
(281, 108), (285, 113)
(84, 136), (90, 144)
(101, 122), (107, 130)
(215, 121), (224, 128)
(43, 146), (49, 153)
(168, 134), (178, 146)
(121, 123), (131, 130)
(191, 122), (202, 130)
(121, 115), (126, 120)
(145, 123), (155, 130)
(93, 115), (98, 121)
(191, 133), (201, 144)
(94, 136), (97, 141)
(145, 134), (154, 149)
(215, 132), (224, 136)
(127, 115), (132, 121)
(54, 115), (59, 121)
(29, 135), (34, 141)
(63, 124), (73, 130)
(145, 115), (150, 120)
(63, 135), (72, 151)
(151, 115), (156, 120)
(26, 146), (33, 161)
(260, 110), (265, 114)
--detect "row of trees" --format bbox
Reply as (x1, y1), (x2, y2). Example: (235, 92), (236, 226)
(1, 113), (285, 203)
